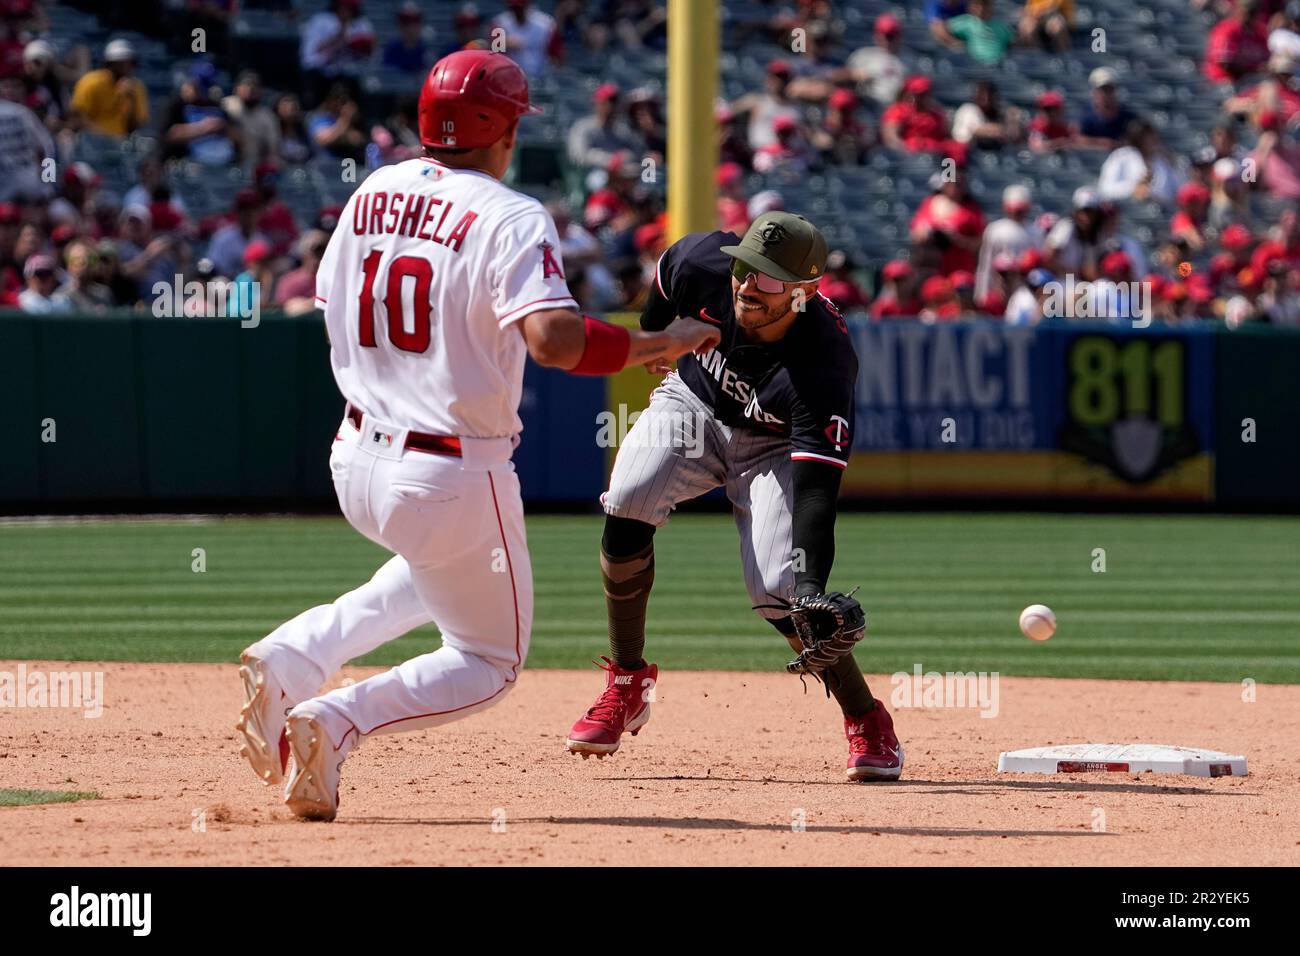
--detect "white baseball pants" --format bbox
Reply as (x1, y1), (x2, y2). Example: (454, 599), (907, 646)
(247, 410), (532, 750)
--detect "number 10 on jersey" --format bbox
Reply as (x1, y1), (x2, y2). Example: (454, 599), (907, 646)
(358, 250), (434, 353)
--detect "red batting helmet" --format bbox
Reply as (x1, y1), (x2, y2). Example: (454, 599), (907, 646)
(418, 50), (541, 149)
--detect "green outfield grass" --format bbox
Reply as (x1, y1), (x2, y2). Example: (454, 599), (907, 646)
(0, 513), (1297, 682)
(0, 788), (99, 807)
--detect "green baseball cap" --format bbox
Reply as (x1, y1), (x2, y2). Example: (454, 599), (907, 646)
(719, 211), (828, 283)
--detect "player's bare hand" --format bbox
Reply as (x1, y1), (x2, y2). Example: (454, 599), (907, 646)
(663, 316), (721, 358)
(644, 358), (673, 375)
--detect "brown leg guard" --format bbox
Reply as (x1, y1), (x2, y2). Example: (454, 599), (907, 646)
(601, 543), (655, 670)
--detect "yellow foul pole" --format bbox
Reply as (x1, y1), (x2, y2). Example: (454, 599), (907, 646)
(667, 0), (718, 242)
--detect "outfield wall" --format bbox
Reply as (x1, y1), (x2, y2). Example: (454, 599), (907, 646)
(0, 314), (1297, 510)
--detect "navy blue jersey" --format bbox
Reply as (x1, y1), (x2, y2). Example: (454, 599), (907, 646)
(642, 230), (858, 469)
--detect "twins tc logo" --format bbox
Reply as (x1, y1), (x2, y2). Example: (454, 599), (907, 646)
(758, 222), (788, 247)
(538, 240), (565, 280)
(824, 415), (850, 451)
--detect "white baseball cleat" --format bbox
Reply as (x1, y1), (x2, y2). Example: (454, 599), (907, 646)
(236, 652), (293, 786)
(282, 711), (354, 822)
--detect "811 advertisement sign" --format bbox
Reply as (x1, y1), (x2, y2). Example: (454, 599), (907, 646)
(1054, 326), (1216, 486)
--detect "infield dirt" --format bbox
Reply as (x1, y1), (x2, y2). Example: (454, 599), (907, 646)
(1, 661), (1295, 866)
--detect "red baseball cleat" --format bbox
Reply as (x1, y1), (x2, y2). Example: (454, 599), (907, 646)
(845, 699), (904, 781)
(566, 657), (658, 758)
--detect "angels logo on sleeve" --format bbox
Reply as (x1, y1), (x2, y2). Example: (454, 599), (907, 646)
(824, 415), (850, 451)
(539, 240), (565, 280)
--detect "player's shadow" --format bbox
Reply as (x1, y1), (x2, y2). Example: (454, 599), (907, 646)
(347, 815), (1110, 838)
(600, 775), (1248, 797)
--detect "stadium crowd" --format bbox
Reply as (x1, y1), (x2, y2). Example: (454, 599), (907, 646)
(2, 0), (1300, 327)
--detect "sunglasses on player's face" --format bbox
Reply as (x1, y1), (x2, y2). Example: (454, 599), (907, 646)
(731, 258), (788, 294)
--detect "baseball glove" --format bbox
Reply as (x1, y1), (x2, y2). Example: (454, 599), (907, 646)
(782, 588), (867, 677)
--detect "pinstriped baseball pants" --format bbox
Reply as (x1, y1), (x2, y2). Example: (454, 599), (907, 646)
(601, 372), (796, 620)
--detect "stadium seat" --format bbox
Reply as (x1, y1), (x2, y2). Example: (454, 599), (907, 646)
(38, 0), (1268, 290)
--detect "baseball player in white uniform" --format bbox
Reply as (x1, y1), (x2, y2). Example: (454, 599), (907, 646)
(235, 51), (719, 821)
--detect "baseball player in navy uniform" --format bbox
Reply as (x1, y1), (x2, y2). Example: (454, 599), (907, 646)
(565, 212), (903, 781)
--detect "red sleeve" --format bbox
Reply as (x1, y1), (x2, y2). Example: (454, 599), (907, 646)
(1204, 22), (1235, 80)
(980, 290), (1007, 315)
(910, 196), (933, 232)
(1250, 241), (1280, 275)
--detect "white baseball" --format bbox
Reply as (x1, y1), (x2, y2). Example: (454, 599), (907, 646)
(1019, 604), (1056, 642)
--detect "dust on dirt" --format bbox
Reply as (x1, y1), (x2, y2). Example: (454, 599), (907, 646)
(1, 662), (1295, 866)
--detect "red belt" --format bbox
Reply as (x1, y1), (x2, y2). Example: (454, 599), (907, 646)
(346, 404), (462, 458)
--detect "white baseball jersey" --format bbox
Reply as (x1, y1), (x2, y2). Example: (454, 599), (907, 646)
(316, 157), (578, 438)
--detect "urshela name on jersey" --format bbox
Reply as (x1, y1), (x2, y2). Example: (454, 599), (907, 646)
(352, 191), (478, 250)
